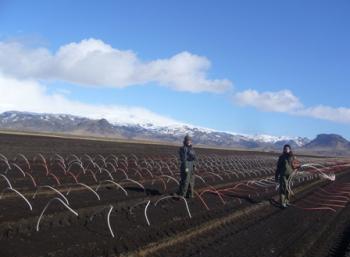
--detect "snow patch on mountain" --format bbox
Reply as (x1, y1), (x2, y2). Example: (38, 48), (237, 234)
(0, 111), (310, 148)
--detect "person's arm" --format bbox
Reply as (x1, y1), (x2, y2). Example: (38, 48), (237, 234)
(191, 149), (196, 171)
(275, 156), (282, 181)
(179, 147), (187, 163)
(179, 147), (189, 172)
(188, 148), (196, 161)
(286, 156), (295, 173)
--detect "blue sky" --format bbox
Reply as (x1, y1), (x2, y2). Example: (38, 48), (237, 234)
(0, 0), (349, 139)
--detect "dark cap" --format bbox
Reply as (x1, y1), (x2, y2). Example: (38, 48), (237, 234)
(184, 134), (192, 141)
(283, 144), (291, 149)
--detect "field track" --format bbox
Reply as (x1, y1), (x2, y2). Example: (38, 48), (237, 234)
(0, 132), (350, 257)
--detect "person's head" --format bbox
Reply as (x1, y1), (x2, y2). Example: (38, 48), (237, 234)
(183, 135), (192, 146)
(283, 144), (292, 154)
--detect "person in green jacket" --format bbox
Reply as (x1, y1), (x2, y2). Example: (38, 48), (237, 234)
(177, 135), (196, 198)
(275, 144), (295, 208)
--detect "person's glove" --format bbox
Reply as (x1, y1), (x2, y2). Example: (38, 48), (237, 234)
(185, 168), (189, 173)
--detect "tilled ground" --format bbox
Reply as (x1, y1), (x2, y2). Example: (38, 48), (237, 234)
(149, 178), (350, 257)
(0, 133), (349, 257)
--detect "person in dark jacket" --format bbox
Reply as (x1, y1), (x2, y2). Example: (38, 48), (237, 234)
(177, 135), (196, 198)
(275, 144), (295, 208)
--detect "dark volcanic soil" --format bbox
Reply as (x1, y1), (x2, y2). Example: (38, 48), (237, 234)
(0, 132), (349, 257)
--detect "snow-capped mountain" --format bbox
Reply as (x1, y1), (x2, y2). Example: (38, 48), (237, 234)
(0, 111), (311, 150)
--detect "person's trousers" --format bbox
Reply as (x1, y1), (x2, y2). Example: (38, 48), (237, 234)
(178, 170), (195, 198)
(279, 175), (290, 204)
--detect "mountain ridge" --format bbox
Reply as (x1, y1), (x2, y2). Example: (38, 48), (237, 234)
(0, 110), (348, 156)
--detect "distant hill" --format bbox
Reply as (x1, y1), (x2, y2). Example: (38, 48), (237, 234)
(1, 111), (348, 156)
(301, 134), (350, 156)
(0, 111), (310, 151)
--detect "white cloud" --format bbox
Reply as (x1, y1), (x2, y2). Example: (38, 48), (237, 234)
(233, 89), (350, 125)
(0, 39), (232, 93)
(0, 73), (184, 127)
(233, 89), (303, 112)
(297, 105), (350, 124)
